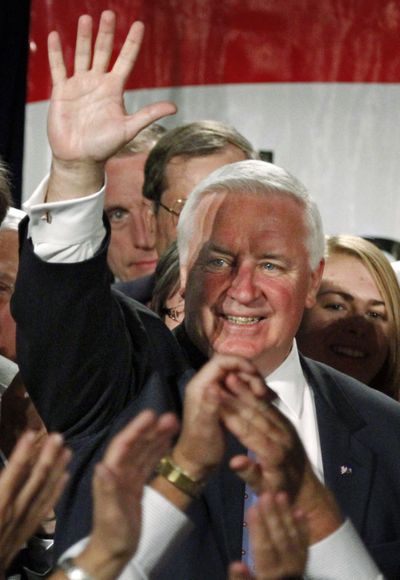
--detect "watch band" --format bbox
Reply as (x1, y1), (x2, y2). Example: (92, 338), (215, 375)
(57, 557), (93, 580)
(157, 455), (205, 498)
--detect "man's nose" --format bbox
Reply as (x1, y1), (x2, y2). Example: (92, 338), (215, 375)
(130, 208), (156, 250)
(228, 265), (261, 303)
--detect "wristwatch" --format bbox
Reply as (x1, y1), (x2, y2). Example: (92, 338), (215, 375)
(157, 455), (205, 498)
(57, 557), (93, 580)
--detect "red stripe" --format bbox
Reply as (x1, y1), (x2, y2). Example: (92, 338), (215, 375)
(28, 0), (400, 103)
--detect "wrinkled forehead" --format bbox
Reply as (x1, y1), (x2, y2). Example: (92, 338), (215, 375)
(185, 189), (308, 266)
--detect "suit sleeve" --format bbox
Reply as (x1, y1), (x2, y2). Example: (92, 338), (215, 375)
(12, 214), (143, 439)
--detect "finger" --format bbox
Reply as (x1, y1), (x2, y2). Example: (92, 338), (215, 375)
(74, 14), (93, 73)
(14, 435), (71, 518)
(248, 495), (281, 573)
(0, 431), (39, 509)
(186, 354), (260, 396)
(228, 561), (253, 580)
(102, 410), (158, 467)
(48, 31), (67, 85)
(122, 101), (177, 146)
(275, 493), (309, 550)
(102, 411), (179, 485)
(112, 20), (144, 84)
(230, 455), (264, 494)
(92, 10), (117, 72)
(224, 371), (268, 400)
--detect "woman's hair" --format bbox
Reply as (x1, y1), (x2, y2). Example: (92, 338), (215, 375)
(326, 235), (400, 399)
(150, 241), (180, 318)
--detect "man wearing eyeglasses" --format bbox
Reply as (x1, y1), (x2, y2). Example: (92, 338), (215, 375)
(114, 121), (256, 303)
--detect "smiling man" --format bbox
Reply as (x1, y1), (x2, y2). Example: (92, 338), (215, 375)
(172, 160), (400, 579)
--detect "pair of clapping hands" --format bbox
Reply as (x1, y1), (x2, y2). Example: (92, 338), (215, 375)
(0, 355), (313, 580)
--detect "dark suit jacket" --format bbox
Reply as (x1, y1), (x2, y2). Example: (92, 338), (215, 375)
(12, 220), (189, 558)
(165, 326), (400, 580)
(13, 220), (400, 578)
(113, 273), (155, 305)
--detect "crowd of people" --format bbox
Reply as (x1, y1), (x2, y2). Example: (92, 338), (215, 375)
(1, 9), (400, 580)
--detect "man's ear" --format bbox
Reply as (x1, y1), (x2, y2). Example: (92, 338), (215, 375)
(305, 258), (324, 309)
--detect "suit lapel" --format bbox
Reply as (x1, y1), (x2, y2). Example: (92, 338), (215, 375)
(302, 357), (375, 534)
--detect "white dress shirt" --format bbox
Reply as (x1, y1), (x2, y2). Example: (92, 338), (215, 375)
(23, 179), (384, 580)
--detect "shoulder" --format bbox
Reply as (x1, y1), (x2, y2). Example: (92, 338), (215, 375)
(301, 355), (400, 424)
(113, 273), (155, 304)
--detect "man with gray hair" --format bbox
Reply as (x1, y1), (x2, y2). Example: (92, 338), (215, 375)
(168, 158), (400, 579)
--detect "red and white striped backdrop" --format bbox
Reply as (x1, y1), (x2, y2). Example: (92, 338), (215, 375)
(24, 0), (400, 240)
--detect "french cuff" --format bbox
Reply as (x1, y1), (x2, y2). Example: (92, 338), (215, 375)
(133, 485), (193, 576)
(306, 518), (383, 580)
(23, 175), (106, 262)
(0, 356), (19, 394)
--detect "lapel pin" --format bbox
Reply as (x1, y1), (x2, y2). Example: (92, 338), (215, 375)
(340, 465), (353, 476)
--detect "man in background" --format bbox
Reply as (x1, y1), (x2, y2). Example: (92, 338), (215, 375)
(105, 124), (165, 282)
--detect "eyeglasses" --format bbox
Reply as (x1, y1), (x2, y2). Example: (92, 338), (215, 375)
(159, 198), (186, 219)
(161, 306), (185, 323)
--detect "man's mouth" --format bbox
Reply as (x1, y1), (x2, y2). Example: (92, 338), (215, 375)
(224, 315), (263, 325)
(331, 345), (366, 359)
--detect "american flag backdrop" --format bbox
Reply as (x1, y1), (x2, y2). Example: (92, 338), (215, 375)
(25, 0), (400, 240)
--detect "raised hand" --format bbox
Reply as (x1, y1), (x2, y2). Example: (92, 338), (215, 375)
(151, 354), (267, 510)
(46, 11), (176, 200)
(0, 431), (71, 572)
(172, 355), (267, 483)
(220, 373), (343, 545)
(228, 492), (308, 580)
(72, 410), (179, 580)
(219, 372), (306, 500)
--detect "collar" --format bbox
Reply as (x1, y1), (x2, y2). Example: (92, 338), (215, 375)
(266, 340), (305, 419)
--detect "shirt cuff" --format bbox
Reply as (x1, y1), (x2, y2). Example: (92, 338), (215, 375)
(23, 175), (106, 263)
(0, 356), (19, 395)
(60, 486), (191, 580)
(306, 519), (383, 579)
(133, 485), (193, 576)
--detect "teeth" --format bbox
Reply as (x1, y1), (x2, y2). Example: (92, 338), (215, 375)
(225, 316), (261, 325)
(331, 345), (366, 359)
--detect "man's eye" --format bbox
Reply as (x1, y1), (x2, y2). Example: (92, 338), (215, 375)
(108, 208), (128, 223)
(207, 258), (228, 269)
(262, 262), (276, 271)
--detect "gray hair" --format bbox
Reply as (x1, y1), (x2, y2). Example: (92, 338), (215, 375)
(177, 159), (324, 270)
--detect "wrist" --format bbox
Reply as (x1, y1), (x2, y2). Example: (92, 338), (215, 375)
(296, 467), (343, 544)
(48, 158), (105, 202)
(73, 542), (129, 580)
(171, 446), (216, 482)
(157, 455), (207, 499)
